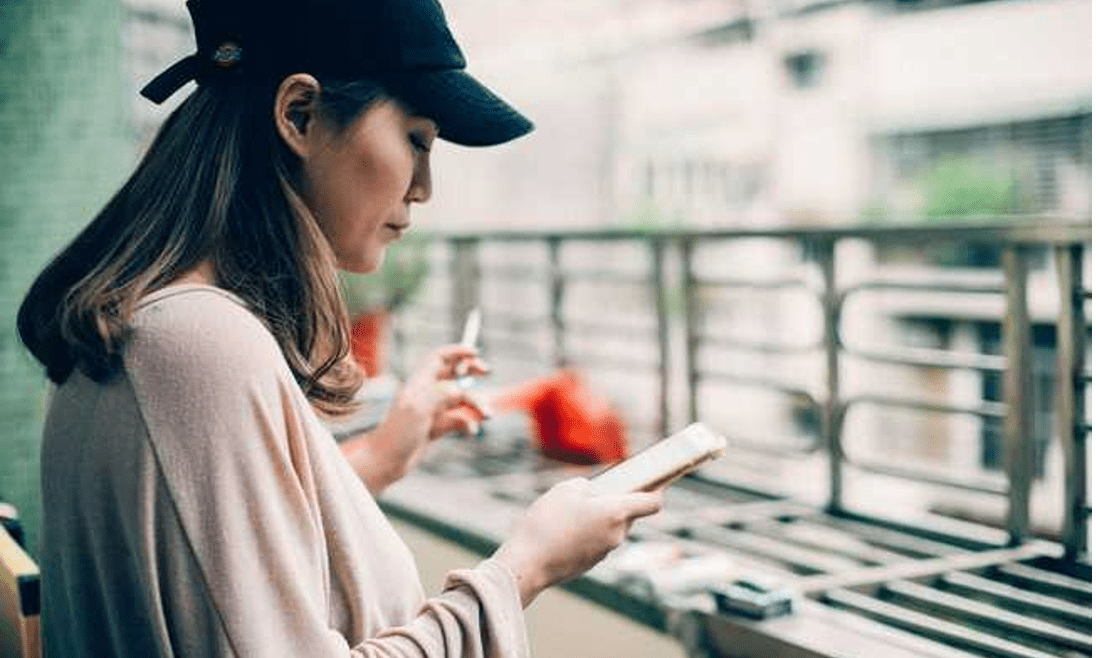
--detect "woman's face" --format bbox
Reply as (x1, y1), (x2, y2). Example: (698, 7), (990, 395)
(297, 99), (437, 273)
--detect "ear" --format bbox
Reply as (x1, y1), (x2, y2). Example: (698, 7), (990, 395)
(274, 73), (323, 158)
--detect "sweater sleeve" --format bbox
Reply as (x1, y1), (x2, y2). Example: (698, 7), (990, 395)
(126, 290), (529, 658)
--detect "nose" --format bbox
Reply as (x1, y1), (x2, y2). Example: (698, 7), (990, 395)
(406, 151), (432, 204)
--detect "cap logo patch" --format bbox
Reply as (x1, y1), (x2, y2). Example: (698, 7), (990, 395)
(211, 42), (243, 69)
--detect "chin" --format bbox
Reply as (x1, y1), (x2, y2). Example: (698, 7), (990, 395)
(339, 249), (384, 274)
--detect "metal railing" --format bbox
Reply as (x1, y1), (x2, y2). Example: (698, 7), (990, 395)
(392, 219), (1091, 557)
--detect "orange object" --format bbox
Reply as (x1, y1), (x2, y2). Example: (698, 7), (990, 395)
(350, 311), (388, 378)
(493, 369), (628, 465)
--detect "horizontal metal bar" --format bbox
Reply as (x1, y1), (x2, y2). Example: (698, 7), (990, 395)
(822, 588), (1062, 658)
(720, 433), (818, 456)
(831, 507), (1011, 551)
(697, 335), (820, 355)
(747, 520), (914, 566)
(845, 394), (1008, 419)
(799, 543), (1053, 594)
(846, 275), (1004, 296)
(695, 371), (817, 400)
(430, 218), (1091, 245)
(561, 319), (657, 340)
(685, 525), (862, 575)
(993, 563), (1092, 603)
(939, 571), (1092, 628)
(847, 459), (1009, 496)
(882, 580), (1091, 652)
(563, 350), (660, 372)
(479, 335), (548, 356)
(477, 311), (548, 330)
(560, 269), (652, 285)
(692, 276), (814, 291)
(476, 265), (546, 281)
(814, 515), (972, 559)
(844, 344), (1006, 373)
(651, 499), (814, 534)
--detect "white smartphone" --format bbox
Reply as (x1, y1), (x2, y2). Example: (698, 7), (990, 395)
(589, 423), (727, 495)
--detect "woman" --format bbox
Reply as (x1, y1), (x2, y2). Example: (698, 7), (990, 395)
(18, 0), (662, 655)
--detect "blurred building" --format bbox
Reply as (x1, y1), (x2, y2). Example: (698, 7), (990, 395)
(428, 0), (1090, 228)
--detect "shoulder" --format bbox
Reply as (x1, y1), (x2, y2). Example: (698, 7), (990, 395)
(126, 284), (285, 385)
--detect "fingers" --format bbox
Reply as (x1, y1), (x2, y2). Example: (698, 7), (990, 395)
(454, 356), (490, 378)
(434, 382), (494, 418)
(434, 404), (488, 437)
(618, 490), (663, 520)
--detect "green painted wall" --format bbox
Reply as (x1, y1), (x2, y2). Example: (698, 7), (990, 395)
(0, 0), (132, 554)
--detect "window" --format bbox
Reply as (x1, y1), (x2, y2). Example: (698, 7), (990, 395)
(783, 50), (824, 90)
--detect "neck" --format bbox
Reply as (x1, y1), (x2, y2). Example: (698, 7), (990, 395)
(171, 260), (218, 287)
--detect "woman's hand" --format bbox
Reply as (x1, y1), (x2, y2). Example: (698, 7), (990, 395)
(492, 478), (663, 607)
(343, 344), (490, 494)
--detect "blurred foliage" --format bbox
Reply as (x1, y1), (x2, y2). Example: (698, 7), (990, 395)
(861, 157), (1026, 267)
(921, 157), (1022, 266)
(921, 157), (1024, 220)
(339, 232), (431, 317)
(618, 195), (687, 232)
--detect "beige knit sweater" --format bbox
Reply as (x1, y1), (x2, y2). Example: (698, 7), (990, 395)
(39, 284), (529, 657)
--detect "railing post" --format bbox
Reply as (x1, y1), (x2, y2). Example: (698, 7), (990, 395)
(818, 238), (844, 513)
(681, 238), (700, 424)
(450, 238), (480, 343)
(1055, 244), (1088, 558)
(1002, 245), (1035, 546)
(651, 236), (671, 439)
(547, 237), (566, 368)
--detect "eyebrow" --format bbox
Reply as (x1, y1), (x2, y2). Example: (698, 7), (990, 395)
(419, 118), (440, 138)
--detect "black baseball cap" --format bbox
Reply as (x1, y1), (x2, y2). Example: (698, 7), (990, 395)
(140, 0), (533, 146)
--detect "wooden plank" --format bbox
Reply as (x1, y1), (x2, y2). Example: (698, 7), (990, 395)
(882, 580), (1091, 653)
(0, 528), (38, 658)
(822, 589), (1061, 658)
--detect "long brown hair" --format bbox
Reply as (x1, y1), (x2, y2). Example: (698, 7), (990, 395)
(17, 76), (389, 416)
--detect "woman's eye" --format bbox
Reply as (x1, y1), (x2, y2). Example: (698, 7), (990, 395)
(409, 134), (430, 153)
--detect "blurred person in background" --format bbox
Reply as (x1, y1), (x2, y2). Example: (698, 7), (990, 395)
(16, 0), (661, 655)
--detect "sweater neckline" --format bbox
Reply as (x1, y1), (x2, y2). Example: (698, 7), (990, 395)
(136, 283), (249, 312)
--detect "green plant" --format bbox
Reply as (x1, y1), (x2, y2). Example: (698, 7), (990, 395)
(619, 195), (687, 232)
(921, 157), (1023, 220)
(339, 232), (431, 317)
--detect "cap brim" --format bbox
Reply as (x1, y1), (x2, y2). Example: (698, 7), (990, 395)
(383, 69), (534, 147)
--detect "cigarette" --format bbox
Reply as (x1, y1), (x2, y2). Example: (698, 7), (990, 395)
(456, 308), (481, 379)
(460, 307), (481, 349)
